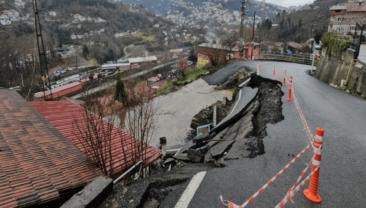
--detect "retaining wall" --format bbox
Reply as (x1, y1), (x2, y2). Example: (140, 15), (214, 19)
(315, 47), (366, 96)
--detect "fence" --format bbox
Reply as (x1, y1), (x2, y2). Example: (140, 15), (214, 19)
(349, 21), (364, 59)
(255, 51), (315, 65)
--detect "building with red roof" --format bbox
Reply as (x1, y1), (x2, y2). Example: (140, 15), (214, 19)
(29, 100), (162, 177)
(0, 89), (102, 208)
(329, 2), (366, 34)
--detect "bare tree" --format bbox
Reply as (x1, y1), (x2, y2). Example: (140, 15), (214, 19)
(72, 85), (160, 179)
(72, 88), (123, 178)
(124, 88), (160, 177)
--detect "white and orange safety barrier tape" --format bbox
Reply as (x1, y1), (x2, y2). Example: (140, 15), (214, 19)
(220, 74), (321, 208)
(274, 166), (320, 208)
(291, 79), (315, 144)
(220, 140), (315, 208)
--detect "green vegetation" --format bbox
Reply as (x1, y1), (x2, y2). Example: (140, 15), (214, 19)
(338, 86), (365, 99)
(338, 86), (347, 91)
(130, 31), (155, 41)
(175, 68), (208, 85)
(156, 82), (175, 96)
(156, 65), (228, 96)
(114, 71), (128, 103)
(88, 59), (99, 67)
(321, 32), (353, 58)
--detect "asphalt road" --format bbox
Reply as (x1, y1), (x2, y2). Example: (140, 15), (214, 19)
(172, 61), (366, 207)
(202, 60), (248, 85)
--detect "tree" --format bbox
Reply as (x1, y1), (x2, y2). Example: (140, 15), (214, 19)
(298, 18), (302, 28)
(82, 45), (90, 59)
(114, 71), (127, 104)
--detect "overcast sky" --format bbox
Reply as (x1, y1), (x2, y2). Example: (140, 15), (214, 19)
(265, 0), (313, 7)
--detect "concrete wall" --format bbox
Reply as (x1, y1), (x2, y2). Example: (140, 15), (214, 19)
(315, 47), (366, 96)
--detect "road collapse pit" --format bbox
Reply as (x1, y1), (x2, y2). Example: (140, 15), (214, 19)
(248, 81), (284, 157)
(160, 74), (284, 168)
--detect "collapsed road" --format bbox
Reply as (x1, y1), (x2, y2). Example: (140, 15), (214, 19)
(100, 61), (366, 208)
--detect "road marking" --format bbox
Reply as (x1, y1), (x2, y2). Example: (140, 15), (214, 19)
(229, 89), (242, 115)
(174, 171), (207, 208)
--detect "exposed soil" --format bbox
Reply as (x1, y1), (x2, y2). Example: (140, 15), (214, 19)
(248, 82), (284, 157)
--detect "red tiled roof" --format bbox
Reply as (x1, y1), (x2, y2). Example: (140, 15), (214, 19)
(29, 100), (162, 177)
(346, 2), (366, 12)
(287, 41), (302, 49)
(0, 89), (102, 208)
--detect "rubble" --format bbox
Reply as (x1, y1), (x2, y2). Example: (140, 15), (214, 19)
(158, 74), (284, 170)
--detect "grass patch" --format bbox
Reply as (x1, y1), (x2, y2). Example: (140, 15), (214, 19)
(338, 86), (365, 99)
(175, 68), (208, 84)
(130, 31), (154, 41)
(88, 58), (99, 66)
(156, 82), (175, 96)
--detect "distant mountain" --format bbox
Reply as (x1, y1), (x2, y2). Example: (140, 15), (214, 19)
(122, 0), (285, 22)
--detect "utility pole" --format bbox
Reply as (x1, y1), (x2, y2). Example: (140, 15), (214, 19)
(252, 11), (256, 41)
(239, 0), (247, 40)
(32, 0), (52, 100)
(20, 74), (24, 87)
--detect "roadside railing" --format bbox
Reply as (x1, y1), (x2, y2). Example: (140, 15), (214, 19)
(254, 52), (316, 65)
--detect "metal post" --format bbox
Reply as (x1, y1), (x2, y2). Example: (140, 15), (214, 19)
(213, 105), (217, 127)
(311, 49), (316, 75)
(113, 160), (143, 184)
(20, 74), (24, 87)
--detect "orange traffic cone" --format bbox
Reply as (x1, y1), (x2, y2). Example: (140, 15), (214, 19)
(304, 127), (324, 203)
(287, 76), (292, 101)
(283, 70), (286, 86)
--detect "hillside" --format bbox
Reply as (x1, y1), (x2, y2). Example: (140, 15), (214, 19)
(122, 0), (285, 26)
(256, 0), (349, 44)
(0, 0), (183, 89)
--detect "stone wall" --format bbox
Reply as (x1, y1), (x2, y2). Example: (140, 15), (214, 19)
(315, 47), (366, 96)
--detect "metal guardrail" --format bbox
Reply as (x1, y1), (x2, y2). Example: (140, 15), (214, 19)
(255, 53), (315, 65)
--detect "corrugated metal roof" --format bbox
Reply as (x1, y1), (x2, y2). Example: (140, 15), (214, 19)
(0, 89), (102, 208)
(102, 63), (131, 68)
(330, 4), (346, 10)
(346, 2), (366, 11)
(34, 82), (82, 98)
(128, 56), (157, 63)
(29, 100), (162, 177)
(199, 43), (240, 51)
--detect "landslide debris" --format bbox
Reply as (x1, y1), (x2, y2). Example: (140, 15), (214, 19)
(161, 74), (284, 167)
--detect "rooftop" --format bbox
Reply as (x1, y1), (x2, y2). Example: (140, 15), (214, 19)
(34, 82), (82, 99)
(0, 89), (102, 208)
(29, 100), (162, 177)
(128, 56), (158, 63)
(199, 43), (240, 51)
(101, 63), (131, 68)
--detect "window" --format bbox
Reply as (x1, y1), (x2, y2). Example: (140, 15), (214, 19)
(350, 26), (355, 31)
(338, 17), (343, 22)
(335, 10), (341, 13)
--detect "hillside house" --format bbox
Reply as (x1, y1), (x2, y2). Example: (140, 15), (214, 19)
(0, 19), (11, 25)
(197, 43), (242, 68)
(328, 2), (366, 35)
(49, 11), (56, 17)
(14, 0), (25, 8)
(287, 41), (303, 53)
(245, 42), (261, 59)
